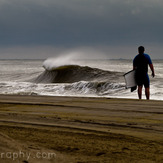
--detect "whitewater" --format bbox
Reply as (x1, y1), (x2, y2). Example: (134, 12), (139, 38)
(0, 58), (162, 100)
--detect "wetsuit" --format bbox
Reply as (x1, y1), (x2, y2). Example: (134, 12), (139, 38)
(133, 53), (152, 88)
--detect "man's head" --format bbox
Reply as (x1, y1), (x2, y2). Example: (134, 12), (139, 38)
(138, 46), (145, 54)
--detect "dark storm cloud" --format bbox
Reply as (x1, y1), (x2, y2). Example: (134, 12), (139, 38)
(0, 0), (163, 58)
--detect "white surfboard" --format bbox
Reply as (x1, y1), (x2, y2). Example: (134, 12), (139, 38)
(124, 70), (137, 89)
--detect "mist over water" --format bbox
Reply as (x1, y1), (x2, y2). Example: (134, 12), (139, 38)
(0, 57), (162, 100)
(42, 49), (110, 70)
(43, 55), (76, 71)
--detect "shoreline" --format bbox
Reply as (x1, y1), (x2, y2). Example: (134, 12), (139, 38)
(0, 93), (163, 101)
(0, 94), (163, 162)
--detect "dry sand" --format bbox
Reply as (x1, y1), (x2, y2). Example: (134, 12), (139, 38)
(0, 95), (162, 163)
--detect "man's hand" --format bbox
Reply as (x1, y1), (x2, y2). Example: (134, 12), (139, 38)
(152, 72), (155, 78)
(149, 64), (155, 78)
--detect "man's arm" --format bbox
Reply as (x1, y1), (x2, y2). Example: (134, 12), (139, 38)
(149, 64), (155, 77)
(133, 66), (137, 70)
(133, 58), (137, 70)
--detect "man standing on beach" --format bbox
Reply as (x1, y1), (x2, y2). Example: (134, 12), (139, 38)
(133, 46), (155, 100)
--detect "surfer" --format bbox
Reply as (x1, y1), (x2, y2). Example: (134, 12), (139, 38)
(133, 46), (155, 100)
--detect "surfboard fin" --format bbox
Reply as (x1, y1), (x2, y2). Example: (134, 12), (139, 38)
(131, 86), (137, 92)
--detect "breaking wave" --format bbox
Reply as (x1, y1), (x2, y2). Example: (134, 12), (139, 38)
(33, 65), (123, 83)
(29, 64), (125, 96)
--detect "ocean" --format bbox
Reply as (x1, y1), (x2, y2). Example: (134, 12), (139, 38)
(0, 58), (162, 100)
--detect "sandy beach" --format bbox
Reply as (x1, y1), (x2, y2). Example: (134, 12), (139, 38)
(0, 95), (162, 163)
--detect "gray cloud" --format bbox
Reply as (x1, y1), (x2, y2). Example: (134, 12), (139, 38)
(0, 0), (163, 58)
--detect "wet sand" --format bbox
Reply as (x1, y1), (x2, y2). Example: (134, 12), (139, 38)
(0, 95), (163, 163)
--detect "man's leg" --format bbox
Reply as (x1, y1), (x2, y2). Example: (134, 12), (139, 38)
(145, 87), (150, 100)
(144, 75), (150, 100)
(138, 86), (143, 99)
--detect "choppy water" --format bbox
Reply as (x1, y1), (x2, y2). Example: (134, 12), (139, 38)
(0, 58), (162, 100)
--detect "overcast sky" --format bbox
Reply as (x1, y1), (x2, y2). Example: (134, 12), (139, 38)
(0, 0), (163, 59)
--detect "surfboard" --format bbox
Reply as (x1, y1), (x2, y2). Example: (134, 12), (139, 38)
(124, 70), (137, 89)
